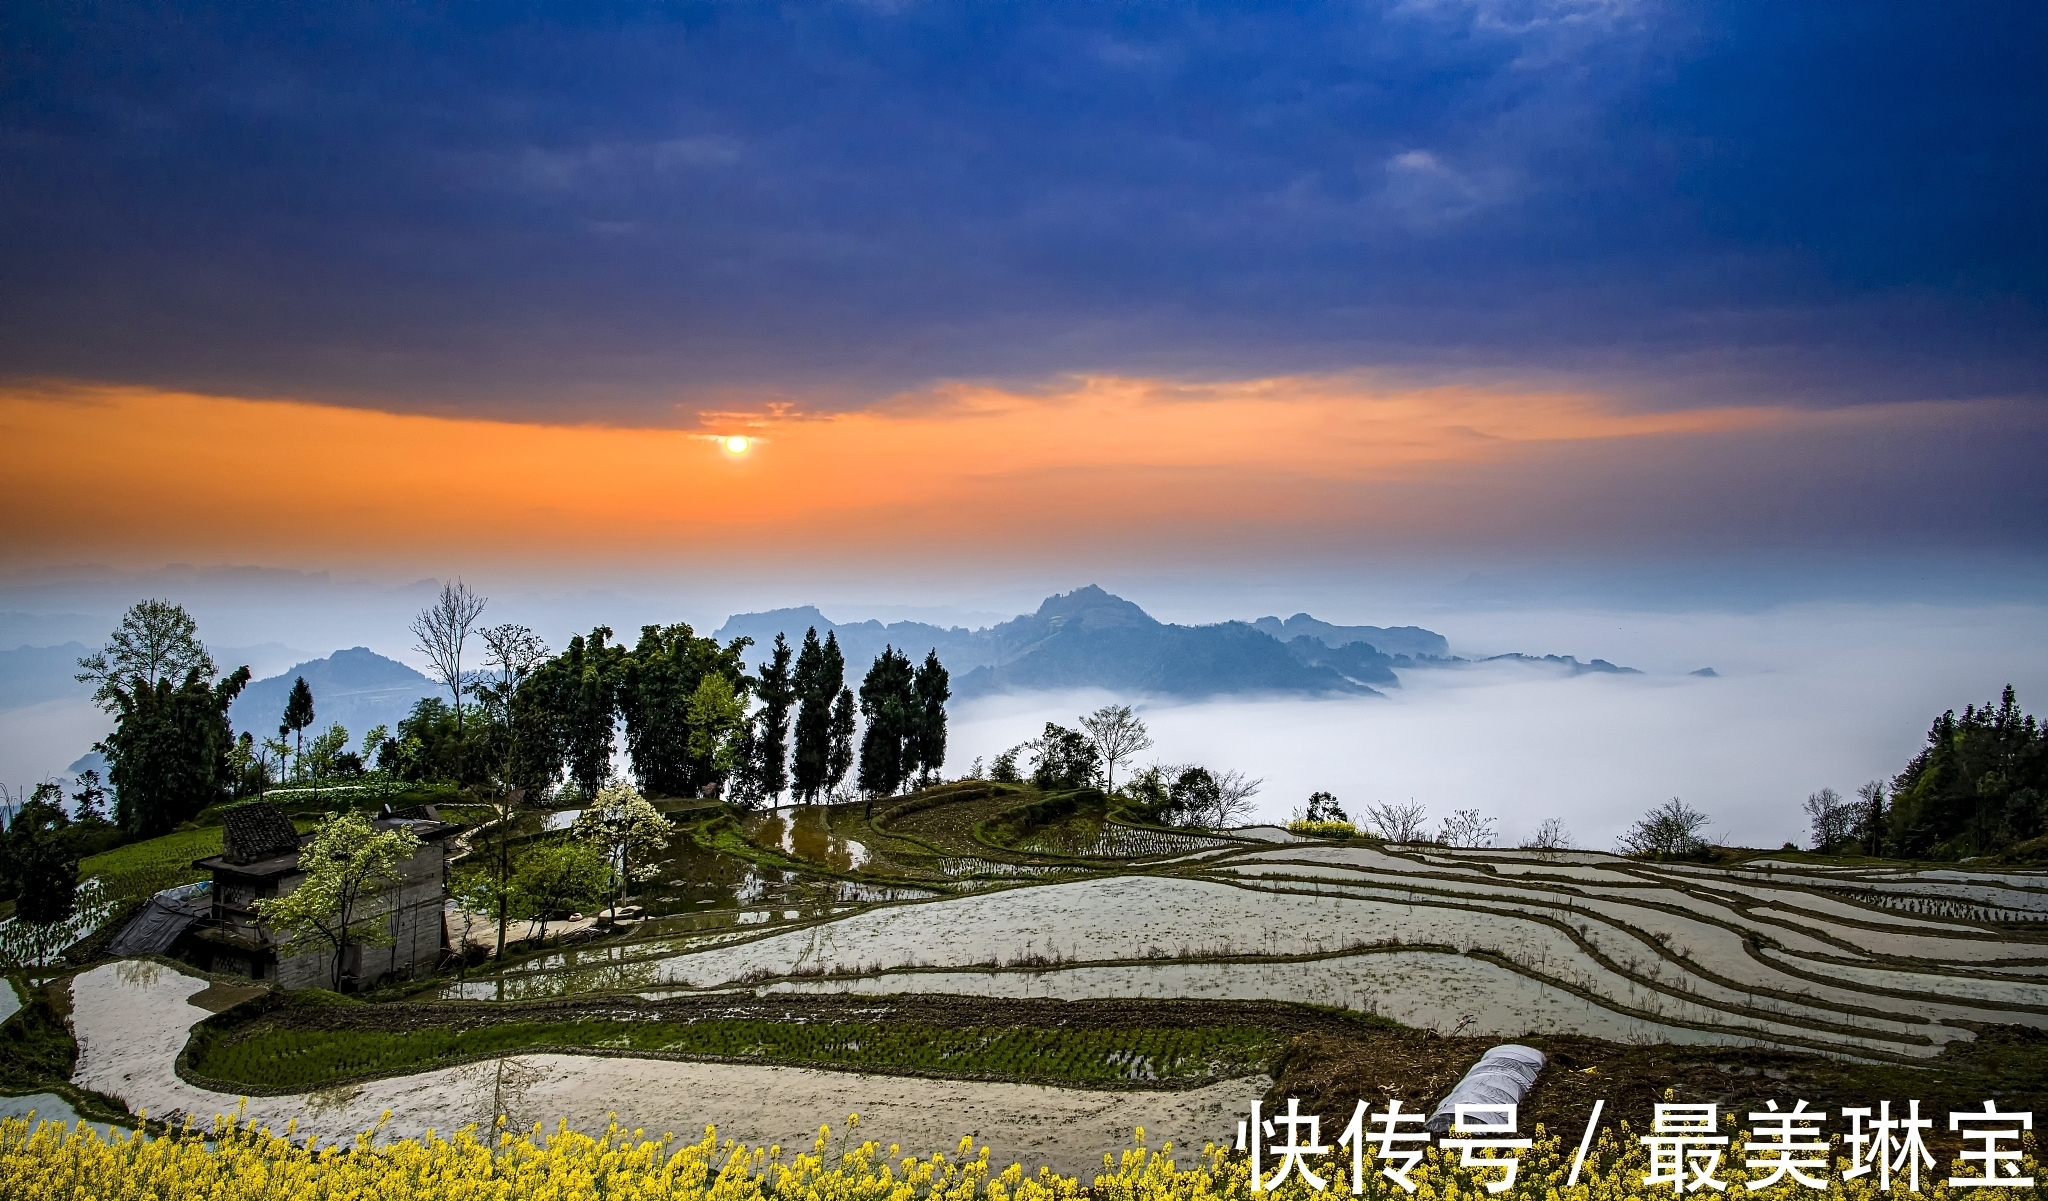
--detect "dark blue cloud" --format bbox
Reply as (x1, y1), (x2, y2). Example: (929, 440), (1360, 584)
(1, 1), (2041, 416)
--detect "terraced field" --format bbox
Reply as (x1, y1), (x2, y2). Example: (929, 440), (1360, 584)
(441, 789), (2048, 1066)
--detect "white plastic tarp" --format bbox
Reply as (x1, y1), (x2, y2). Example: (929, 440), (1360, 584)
(1425, 1044), (1547, 1133)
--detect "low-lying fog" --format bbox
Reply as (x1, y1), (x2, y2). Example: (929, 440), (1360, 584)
(5, 600), (2042, 852)
(951, 603), (2048, 851)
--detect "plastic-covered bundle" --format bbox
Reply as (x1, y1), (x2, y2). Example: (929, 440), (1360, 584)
(1425, 1044), (1547, 1133)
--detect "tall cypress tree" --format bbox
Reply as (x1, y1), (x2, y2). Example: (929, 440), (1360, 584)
(827, 686), (856, 797)
(857, 648), (917, 797)
(281, 676), (315, 780)
(912, 649), (950, 787)
(791, 629), (845, 803)
(755, 633), (795, 803)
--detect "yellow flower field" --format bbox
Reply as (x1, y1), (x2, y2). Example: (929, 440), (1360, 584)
(0, 1110), (2034, 1201)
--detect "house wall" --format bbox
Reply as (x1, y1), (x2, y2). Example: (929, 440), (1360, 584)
(268, 841), (449, 990)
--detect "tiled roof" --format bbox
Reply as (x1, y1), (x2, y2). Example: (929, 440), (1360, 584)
(221, 801), (301, 865)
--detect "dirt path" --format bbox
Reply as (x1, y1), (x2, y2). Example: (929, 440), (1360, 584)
(68, 959), (1261, 1176)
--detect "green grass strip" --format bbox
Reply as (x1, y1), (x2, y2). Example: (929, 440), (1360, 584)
(189, 1018), (1279, 1093)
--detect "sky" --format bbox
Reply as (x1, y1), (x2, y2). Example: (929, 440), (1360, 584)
(2, 2), (2044, 838)
(2, 0), (2044, 580)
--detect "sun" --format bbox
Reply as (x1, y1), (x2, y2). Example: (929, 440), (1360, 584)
(722, 435), (751, 455)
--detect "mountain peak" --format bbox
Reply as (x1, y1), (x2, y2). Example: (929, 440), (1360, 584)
(1032, 585), (1158, 630)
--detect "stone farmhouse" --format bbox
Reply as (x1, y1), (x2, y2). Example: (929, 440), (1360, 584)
(180, 800), (460, 990)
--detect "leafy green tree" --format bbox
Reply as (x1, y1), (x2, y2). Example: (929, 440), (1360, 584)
(74, 599), (214, 711)
(619, 623), (751, 797)
(1888, 686), (2046, 857)
(790, 628), (846, 803)
(911, 650), (950, 787)
(857, 648), (917, 797)
(1304, 791), (1347, 823)
(254, 810), (422, 992)
(685, 673), (748, 788)
(989, 745), (1024, 783)
(99, 663), (251, 836)
(514, 841), (611, 942)
(68, 770), (111, 827)
(1029, 723), (1099, 792)
(505, 626), (622, 798)
(280, 676), (315, 780)
(572, 782), (670, 915)
(0, 787), (80, 925)
(753, 633), (795, 803)
(306, 723), (351, 780)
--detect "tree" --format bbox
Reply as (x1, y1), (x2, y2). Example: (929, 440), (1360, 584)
(826, 688), (856, 798)
(619, 623), (751, 797)
(911, 650), (950, 787)
(457, 840), (610, 947)
(685, 673), (748, 789)
(1853, 780), (1888, 857)
(68, 770), (110, 827)
(857, 648), (917, 797)
(753, 633), (796, 803)
(0, 787), (80, 929)
(1079, 704), (1150, 795)
(1803, 786), (1856, 853)
(74, 599), (213, 711)
(473, 623), (549, 959)
(1520, 817), (1572, 851)
(1364, 800), (1430, 843)
(1616, 797), (1712, 860)
(410, 580), (488, 779)
(1029, 723), (1099, 792)
(280, 676), (315, 780)
(1439, 808), (1497, 848)
(306, 723), (351, 781)
(504, 626), (624, 799)
(1212, 769), (1262, 827)
(571, 781), (670, 915)
(791, 629), (846, 803)
(254, 810), (422, 992)
(1304, 791), (1347, 823)
(513, 841), (611, 942)
(99, 663), (251, 836)
(989, 745), (1024, 783)
(1887, 686), (2045, 857)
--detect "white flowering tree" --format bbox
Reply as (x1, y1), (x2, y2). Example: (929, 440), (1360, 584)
(255, 810), (420, 992)
(571, 782), (670, 915)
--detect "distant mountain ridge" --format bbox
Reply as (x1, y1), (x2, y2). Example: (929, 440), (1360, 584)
(717, 586), (1450, 699)
(1249, 614), (1449, 660)
(229, 647), (437, 741)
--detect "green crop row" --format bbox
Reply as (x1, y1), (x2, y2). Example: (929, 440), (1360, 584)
(187, 1017), (1280, 1093)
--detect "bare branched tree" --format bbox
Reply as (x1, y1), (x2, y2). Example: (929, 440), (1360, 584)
(75, 599), (214, 711)
(411, 579), (488, 745)
(1363, 799), (1430, 843)
(1212, 768), (1262, 826)
(1439, 807), (1498, 848)
(1519, 817), (1573, 851)
(1079, 704), (1153, 794)
(1803, 786), (1855, 853)
(1615, 797), (1712, 859)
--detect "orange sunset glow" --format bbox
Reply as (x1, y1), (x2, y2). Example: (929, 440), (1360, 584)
(0, 375), (1968, 572)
